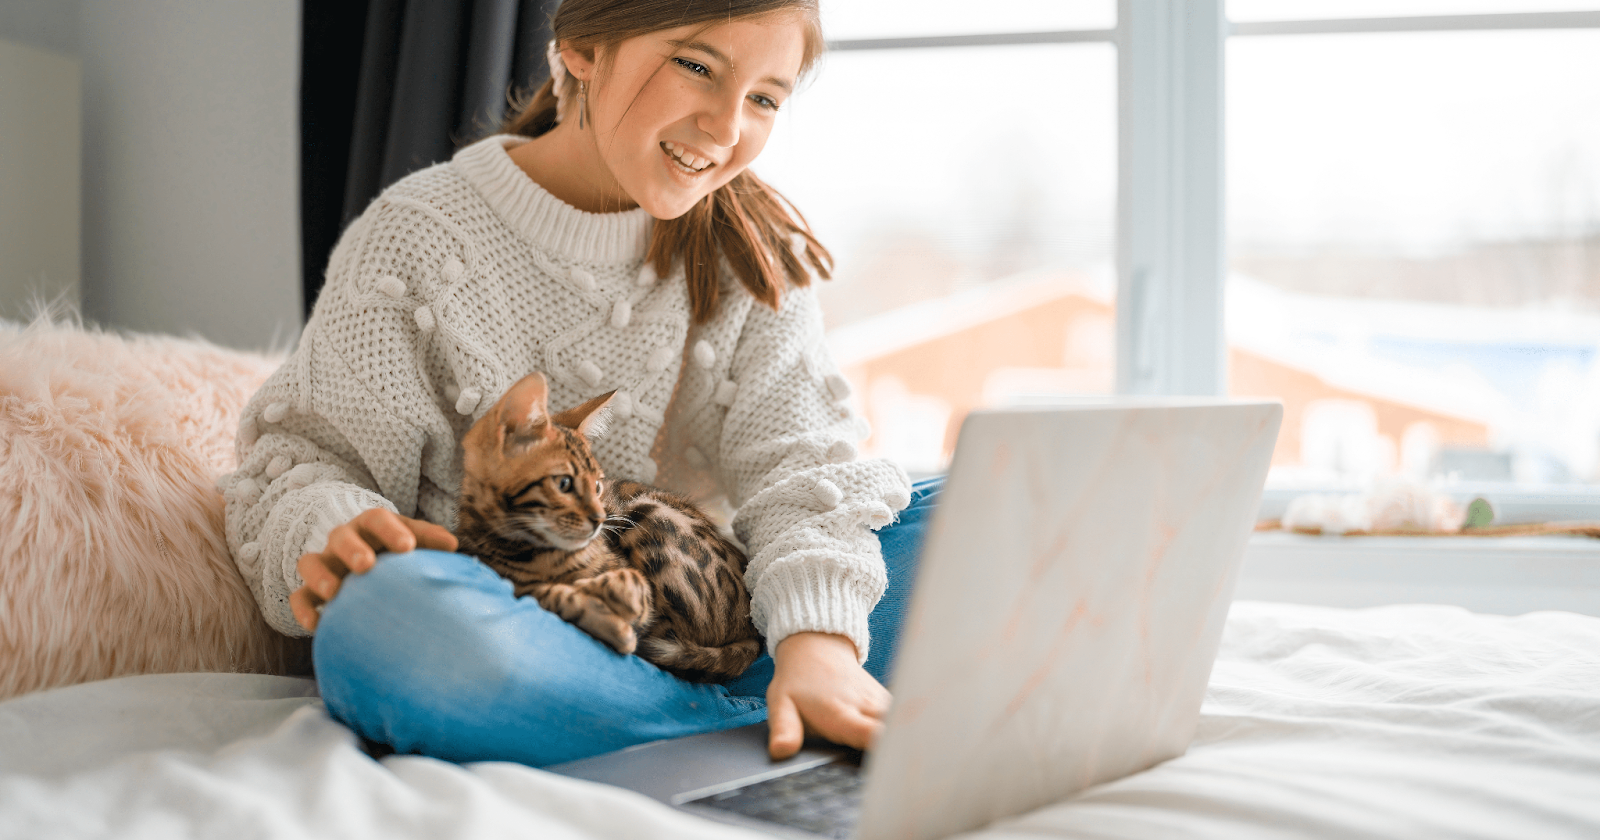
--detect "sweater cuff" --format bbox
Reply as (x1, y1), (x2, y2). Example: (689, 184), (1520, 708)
(301, 486), (395, 556)
(753, 558), (879, 665)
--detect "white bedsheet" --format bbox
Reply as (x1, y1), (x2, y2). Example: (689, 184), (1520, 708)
(3, 601), (1598, 840)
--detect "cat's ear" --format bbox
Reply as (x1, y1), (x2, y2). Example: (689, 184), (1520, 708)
(498, 372), (554, 444)
(553, 390), (615, 440)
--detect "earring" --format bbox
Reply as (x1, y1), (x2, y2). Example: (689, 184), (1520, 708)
(578, 81), (587, 129)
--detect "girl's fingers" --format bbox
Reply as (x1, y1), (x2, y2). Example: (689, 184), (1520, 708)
(288, 586), (322, 633)
(409, 518), (459, 552)
(842, 707), (886, 750)
(325, 526), (376, 575)
(355, 509), (417, 556)
(767, 693), (805, 761)
(808, 704), (877, 752)
(297, 551), (345, 601)
(288, 512), (455, 635)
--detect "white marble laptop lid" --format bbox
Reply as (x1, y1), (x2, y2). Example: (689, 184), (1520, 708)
(857, 400), (1281, 840)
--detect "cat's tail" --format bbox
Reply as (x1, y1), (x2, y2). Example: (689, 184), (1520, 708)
(639, 635), (762, 684)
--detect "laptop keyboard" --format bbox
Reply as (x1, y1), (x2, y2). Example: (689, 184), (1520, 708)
(687, 759), (863, 838)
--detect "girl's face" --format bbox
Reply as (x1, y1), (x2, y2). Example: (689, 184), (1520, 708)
(565, 15), (806, 219)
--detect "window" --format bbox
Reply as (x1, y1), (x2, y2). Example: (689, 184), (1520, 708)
(1223, 4), (1600, 516)
(757, 2), (1117, 476)
(777, 2), (1600, 518)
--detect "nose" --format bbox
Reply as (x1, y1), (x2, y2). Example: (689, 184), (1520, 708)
(698, 92), (741, 149)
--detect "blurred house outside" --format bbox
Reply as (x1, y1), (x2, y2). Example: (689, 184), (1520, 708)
(824, 267), (1600, 486)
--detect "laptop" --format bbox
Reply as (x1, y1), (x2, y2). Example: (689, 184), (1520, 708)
(549, 400), (1283, 840)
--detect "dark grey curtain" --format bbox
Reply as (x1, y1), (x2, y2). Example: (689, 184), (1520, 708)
(300, 0), (560, 317)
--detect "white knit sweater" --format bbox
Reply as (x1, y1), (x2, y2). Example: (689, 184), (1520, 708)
(221, 135), (911, 663)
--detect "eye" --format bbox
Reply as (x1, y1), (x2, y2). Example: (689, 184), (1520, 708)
(558, 476), (573, 493)
(750, 93), (781, 112)
(596, 480), (604, 494)
(673, 57), (709, 77)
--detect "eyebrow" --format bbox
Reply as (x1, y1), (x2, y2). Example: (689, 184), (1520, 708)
(667, 38), (795, 92)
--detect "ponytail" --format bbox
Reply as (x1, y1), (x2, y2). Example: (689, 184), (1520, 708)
(650, 171), (833, 324)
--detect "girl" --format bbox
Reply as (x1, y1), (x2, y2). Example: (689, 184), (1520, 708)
(222, 0), (939, 767)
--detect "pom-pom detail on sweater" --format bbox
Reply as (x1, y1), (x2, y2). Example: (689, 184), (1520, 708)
(265, 455), (292, 480)
(612, 390), (634, 419)
(639, 460), (659, 483)
(812, 479), (844, 510)
(456, 387), (481, 415)
(884, 485), (911, 511)
(636, 263), (657, 286)
(239, 542), (261, 564)
(825, 373), (852, 402)
(827, 439), (856, 464)
(570, 266), (596, 291)
(377, 276), (407, 298)
(693, 340), (716, 369)
(443, 257), (464, 283)
(413, 306), (435, 332)
(611, 299), (632, 329)
(443, 384), (460, 404)
(235, 477), (262, 506)
(713, 380), (738, 406)
(237, 416), (259, 447)
(860, 501), (894, 529)
(647, 345), (675, 372)
(578, 360), (604, 388)
(262, 402), (289, 424)
(284, 463), (318, 491)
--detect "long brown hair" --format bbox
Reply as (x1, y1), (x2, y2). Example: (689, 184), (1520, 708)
(500, 0), (833, 324)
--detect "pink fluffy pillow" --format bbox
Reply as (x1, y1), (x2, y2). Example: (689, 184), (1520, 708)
(0, 316), (306, 700)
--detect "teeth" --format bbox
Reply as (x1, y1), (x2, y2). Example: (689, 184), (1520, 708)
(663, 142), (711, 172)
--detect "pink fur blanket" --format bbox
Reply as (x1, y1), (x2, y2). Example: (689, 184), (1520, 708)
(0, 316), (303, 700)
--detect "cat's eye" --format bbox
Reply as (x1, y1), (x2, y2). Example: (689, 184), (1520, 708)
(558, 476), (573, 493)
(596, 480), (603, 494)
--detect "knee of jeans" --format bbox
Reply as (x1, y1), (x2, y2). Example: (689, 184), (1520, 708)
(319, 553), (494, 685)
(316, 550), (583, 711)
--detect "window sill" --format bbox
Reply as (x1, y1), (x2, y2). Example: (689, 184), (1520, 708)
(1237, 530), (1600, 618)
(1257, 485), (1600, 525)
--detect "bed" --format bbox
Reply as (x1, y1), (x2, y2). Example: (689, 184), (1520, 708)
(3, 319), (1599, 839)
(2, 600), (1597, 838)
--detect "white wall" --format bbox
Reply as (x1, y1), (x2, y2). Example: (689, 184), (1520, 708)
(79, 0), (302, 350)
(0, 38), (80, 321)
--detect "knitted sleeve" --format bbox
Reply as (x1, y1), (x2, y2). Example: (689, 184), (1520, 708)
(220, 200), (453, 638)
(719, 284), (913, 664)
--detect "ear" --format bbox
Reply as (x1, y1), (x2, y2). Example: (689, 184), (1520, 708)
(559, 44), (597, 82)
(496, 372), (554, 445)
(552, 390), (616, 440)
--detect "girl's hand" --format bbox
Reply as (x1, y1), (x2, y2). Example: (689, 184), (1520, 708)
(288, 509), (457, 632)
(766, 632), (892, 760)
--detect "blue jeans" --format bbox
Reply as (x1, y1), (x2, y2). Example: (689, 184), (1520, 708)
(313, 477), (943, 767)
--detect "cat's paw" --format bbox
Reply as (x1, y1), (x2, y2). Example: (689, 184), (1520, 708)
(580, 611), (638, 655)
(582, 578), (649, 627)
(600, 590), (649, 625)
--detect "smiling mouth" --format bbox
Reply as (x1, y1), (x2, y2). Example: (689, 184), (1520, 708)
(662, 141), (714, 174)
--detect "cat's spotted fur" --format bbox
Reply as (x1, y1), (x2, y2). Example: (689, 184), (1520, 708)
(454, 372), (761, 683)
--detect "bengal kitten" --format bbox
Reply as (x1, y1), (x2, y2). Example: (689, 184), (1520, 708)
(453, 371), (761, 683)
